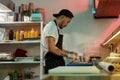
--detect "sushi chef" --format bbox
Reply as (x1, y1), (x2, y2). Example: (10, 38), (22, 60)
(41, 9), (78, 74)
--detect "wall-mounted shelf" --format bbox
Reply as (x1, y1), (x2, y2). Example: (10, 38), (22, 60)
(0, 21), (41, 27)
(102, 26), (120, 51)
(0, 61), (40, 64)
(0, 40), (40, 44)
(0, 21), (43, 80)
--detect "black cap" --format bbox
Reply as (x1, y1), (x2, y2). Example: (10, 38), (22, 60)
(53, 9), (74, 18)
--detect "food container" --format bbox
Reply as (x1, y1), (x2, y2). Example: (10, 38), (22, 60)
(0, 52), (13, 61)
(15, 57), (34, 62)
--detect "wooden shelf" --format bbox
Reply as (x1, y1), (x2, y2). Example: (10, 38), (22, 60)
(102, 26), (120, 48)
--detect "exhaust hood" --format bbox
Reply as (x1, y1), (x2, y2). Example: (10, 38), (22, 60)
(0, 0), (14, 12)
(93, 0), (120, 18)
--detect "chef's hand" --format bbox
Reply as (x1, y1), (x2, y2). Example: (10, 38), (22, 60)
(67, 51), (78, 60)
(72, 52), (78, 60)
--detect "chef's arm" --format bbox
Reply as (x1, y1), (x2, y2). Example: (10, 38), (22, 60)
(62, 49), (73, 54)
(46, 36), (68, 57)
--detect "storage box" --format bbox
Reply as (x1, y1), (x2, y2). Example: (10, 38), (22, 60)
(0, 28), (5, 41)
(0, 13), (8, 22)
(0, 12), (14, 22)
(15, 57), (34, 62)
(31, 13), (42, 21)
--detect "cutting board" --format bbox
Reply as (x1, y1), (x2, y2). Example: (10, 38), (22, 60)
(49, 66), (100, 74)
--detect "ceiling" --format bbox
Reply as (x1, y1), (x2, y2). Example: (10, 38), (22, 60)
(93, 0), (120, 18)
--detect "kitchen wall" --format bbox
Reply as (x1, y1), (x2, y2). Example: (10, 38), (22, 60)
(12, 0), (120, 59)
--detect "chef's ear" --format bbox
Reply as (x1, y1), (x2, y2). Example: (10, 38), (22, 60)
(60, 15), (66, 19)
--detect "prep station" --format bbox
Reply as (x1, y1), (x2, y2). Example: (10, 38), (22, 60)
(44, 24), (120, 80)
(44, 56), (120, 80)
(43, 53), (120, 80)
(46, 67), (120, 80)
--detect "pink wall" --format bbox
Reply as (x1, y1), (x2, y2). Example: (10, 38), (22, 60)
(12, 0), (120, 59)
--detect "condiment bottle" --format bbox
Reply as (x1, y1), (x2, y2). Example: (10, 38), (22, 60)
(24, 31), (28, 39)
(31, 28), (35, 38)
(20, 30), (24, 41)
(35, 30), (39, 38)
(13, 70), (18, 80)
(9, 29), (14, 40)
(27, 31), (31, 39)
(15, 30), (20, 41)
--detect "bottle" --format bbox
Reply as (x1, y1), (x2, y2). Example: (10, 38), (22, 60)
(9, 29), (14, 40)
(21, 4), (28, 21)
(28, 3), (35, 17)
(14, 6), (19, 21)
(20, 30), (24, 41)
(14, 31), (16, 40)
(4, 30), (9, 40)
(31, 28), (35, 38)
(15, 30), (20, 41)
(27, 31), (31, 39)
(18, 68), (23, 80)
(24, 31), (28, 39)
(35, 30), (39, 38)
(13, 70), (18, 80)
(8, 72), (13, 80)
(18, 6), (22, 21)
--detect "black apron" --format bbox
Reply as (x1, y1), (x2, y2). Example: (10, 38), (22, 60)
(44, 20), (65, 74)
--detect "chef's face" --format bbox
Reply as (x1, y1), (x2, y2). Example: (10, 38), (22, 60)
(59, 16), (72, 29)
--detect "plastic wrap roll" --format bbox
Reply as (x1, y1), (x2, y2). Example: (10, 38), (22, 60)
(99, 61), (115, 72)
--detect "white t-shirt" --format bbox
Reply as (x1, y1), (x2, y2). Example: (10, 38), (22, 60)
(41, 21), (61, 55)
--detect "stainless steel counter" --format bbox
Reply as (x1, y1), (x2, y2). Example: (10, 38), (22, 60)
(44, 66), (120, 80)
(44, 76), (120, 80)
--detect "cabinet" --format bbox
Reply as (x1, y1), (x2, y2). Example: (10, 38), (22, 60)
(0, 21), (44, 80)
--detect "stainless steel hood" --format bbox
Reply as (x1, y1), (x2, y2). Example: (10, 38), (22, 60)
(0, 0), (14, 12)
(93, 0), (120, 18)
